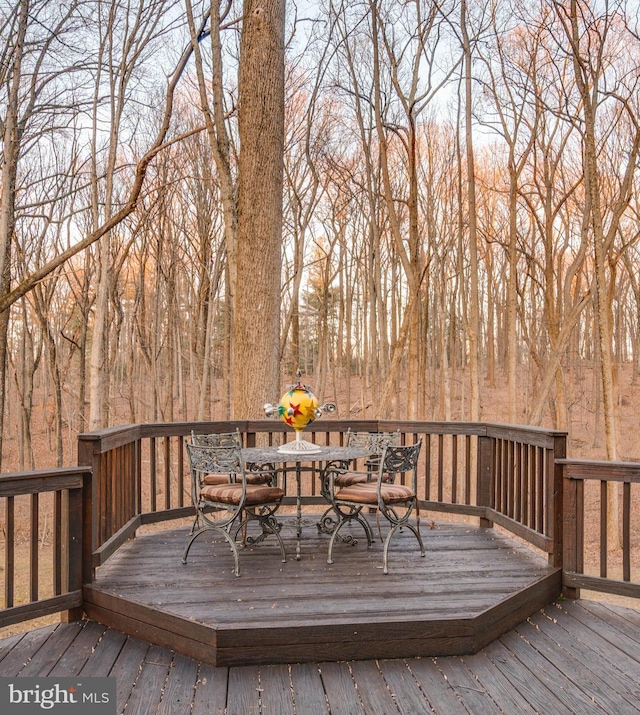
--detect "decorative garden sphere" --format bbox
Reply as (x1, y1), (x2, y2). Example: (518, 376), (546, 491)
(264, 370), (336, 453)
(278, 382), (319, 433)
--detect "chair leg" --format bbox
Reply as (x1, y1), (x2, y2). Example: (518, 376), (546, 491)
(182, 526), (204, 563)
(327, 509), (374, 564)
(382, 520), (425, 574)
(182, 524), (241, 577)
(265, 515), (287, 564)
(246, 509), (287, 564)
(404, 522), (425, 556)
(316, 505), (338, 535)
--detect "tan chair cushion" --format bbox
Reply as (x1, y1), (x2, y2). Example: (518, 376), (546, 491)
(201, 483), (285, 506)
(333, 471), (394, 487)
(245, 472), (274, 485)
(202, 473), (230, 486)
(202, 472), (272, 486)
(334, 472), (368, 487)
(335, 483), (415, 505)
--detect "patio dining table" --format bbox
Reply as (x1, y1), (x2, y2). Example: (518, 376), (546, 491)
(242, 444), (372, 560)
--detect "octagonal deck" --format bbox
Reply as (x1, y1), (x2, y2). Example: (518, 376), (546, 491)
(83, 517), (561, 666)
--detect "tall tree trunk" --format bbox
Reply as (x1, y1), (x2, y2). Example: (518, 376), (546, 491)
(232, 0), (285, 417)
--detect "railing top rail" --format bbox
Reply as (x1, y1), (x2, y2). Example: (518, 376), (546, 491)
(0, 466), (90, 497)
(483, 423), (567, 448)
(559, 457), (640, 482)
(78, 423), (142, 453)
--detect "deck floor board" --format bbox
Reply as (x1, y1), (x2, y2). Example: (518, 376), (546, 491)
(122, 644), (172, 715)
(531, 608), (640, 706)
(457, 649), (539, 715)
(481, 638), (576, 715)
(157, 652), (199, 715)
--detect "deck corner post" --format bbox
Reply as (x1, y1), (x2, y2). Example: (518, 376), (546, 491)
(550, 434), (566, 571)
(62, 477), (86, 623)
(477, 435), (493, 528)
(77, 436), (98, 593)
(561, 459), (580, 599)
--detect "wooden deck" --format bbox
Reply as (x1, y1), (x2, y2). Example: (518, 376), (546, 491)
(82, 517), (560, 666)
(2, 599), (640, 714)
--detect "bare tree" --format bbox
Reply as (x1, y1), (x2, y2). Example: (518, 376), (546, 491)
(184, 0), (238, 324)
(554, 0), (640, 458)
(0, 0), (89, 465)
(478, 1), (538, 422)
(232, 0), (286, 417)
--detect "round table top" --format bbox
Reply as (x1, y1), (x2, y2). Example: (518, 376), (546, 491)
(242, 444), (371, 463)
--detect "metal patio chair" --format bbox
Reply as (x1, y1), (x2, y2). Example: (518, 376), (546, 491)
(182, 443), (286, 576)
(333, 429), (401, 487)
(191, 429), (277, 486)
(326, 440), (424, 574)
(318, 429), (400, 535)
(188, 432), (247, 533)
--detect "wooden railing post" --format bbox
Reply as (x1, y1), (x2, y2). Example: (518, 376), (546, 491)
(62, 478), (85, 622)
(77, 437), (97, 590)
(550, 433), (566, 570)
(561, 462), (580, 599)
(477, 434), (493, 528)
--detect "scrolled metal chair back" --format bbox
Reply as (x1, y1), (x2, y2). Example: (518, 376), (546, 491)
(191, 430), (242, 448)
(186, 443), (243, 478)
(380, 440), (422, 481)
(345, 429), (400, 453)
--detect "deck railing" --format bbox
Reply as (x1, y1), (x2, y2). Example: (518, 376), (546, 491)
(75, 420), (566, 580)
(10, 419), (639, 630)
(561, 458), (640, 600)
(0, 466), (90, 628)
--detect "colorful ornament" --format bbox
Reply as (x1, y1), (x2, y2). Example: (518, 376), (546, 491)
(264, 370), (335, 453)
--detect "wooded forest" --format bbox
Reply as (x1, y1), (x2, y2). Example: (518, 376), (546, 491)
(1, 0), (639, 471)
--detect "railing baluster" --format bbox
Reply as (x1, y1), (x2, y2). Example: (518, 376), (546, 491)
(600, 480), (607, 578)
(437, 434), (444, 502)
(451, 434), (458, 504)
(30, 493), (39, 602)
(150, 437), (157, 513)
(507, 440), (513, 515)
(5, 496), (14, 608)
(178, 435), (185, 508)
(164, 436), (171, 510)
(496, 439), (503, 513)
(520, 444), (529, 525)
(424, 434), (431, 501)
(136, 438), (142, 514)
(623, 481), (631, 582)
(464, 435), (471, 505)
(54, 491), (63, 596)
(576, 478), (584, 575)
(536, 447), (544, 533)
(117, 446), (124, 534)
